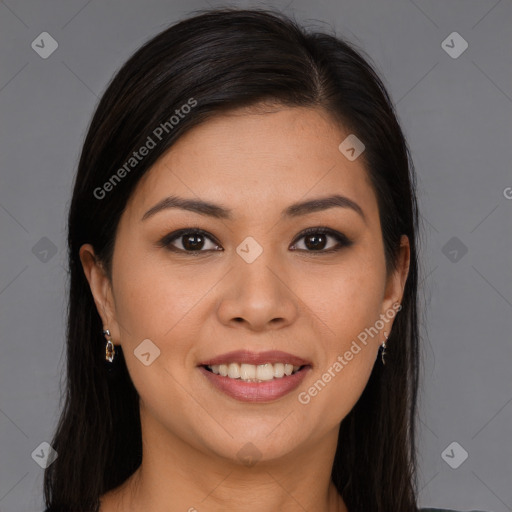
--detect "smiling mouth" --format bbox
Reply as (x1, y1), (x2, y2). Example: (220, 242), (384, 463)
(202, 362), (309, 383)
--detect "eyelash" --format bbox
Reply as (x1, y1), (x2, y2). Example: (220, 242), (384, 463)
(157, 226), (353, 255)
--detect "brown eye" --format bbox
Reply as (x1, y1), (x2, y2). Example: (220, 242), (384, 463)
(290, 228), (352, 253)
(158, 229), (222, 253)
(180, 232), (207, 251)
(303, 232), (329, 250)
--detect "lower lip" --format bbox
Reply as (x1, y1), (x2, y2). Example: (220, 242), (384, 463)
(198, 365), (311, 403)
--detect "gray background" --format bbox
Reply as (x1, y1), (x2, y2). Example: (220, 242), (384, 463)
(0, 0), (511, 511)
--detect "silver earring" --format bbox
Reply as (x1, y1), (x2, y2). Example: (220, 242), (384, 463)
(381, 331), (389, 365)
(103, 328), (115, 363)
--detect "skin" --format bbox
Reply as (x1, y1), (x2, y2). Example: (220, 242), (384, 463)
(80, 104), (410, 512)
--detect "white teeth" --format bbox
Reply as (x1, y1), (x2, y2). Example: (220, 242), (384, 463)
(240, 363), (256, 380)
(227, 363), (240, 379)
(256, 363), (274, 381)
(208, 362), (302, 381)
(273, 363), (285, 378)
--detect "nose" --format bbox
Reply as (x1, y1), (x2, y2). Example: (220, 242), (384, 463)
(216, 253), (299, 332)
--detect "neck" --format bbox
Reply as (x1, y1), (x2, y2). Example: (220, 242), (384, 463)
(100, 405), (348, 512)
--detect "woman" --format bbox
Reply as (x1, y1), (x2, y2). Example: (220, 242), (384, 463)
(43, 7), (487, 512)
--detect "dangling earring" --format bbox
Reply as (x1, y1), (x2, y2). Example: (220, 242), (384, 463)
(103, 328), (115, 362)
(381, 331), (389, 365)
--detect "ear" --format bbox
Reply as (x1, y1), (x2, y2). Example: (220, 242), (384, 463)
(381, 234), (410, 326)
(79, 243), (121, 344)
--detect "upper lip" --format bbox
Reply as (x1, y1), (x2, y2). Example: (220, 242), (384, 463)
(198, 350), (311, 367)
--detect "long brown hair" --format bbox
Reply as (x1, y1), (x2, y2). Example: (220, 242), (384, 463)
(44, 7), (421, 511)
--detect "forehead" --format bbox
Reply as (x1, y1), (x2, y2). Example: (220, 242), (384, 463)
(125, 106), (378, 224)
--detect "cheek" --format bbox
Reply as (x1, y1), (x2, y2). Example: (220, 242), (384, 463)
(111, 251), (219, 386)
(295, 249), (384, 407)
(306, 350), (376, 429)
(111, 255), (198, 411)
(112, 249), (203, 337)
(300, 254), (386, 342)
(298, 267), (382, 423)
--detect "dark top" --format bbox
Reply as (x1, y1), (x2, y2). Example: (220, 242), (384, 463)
(421, 509), (487, 512)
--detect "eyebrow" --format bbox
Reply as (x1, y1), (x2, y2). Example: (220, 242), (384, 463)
(141, 193), (366, 223)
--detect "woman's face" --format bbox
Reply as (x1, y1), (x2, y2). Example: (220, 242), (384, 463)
(81, 105), (409, 466)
